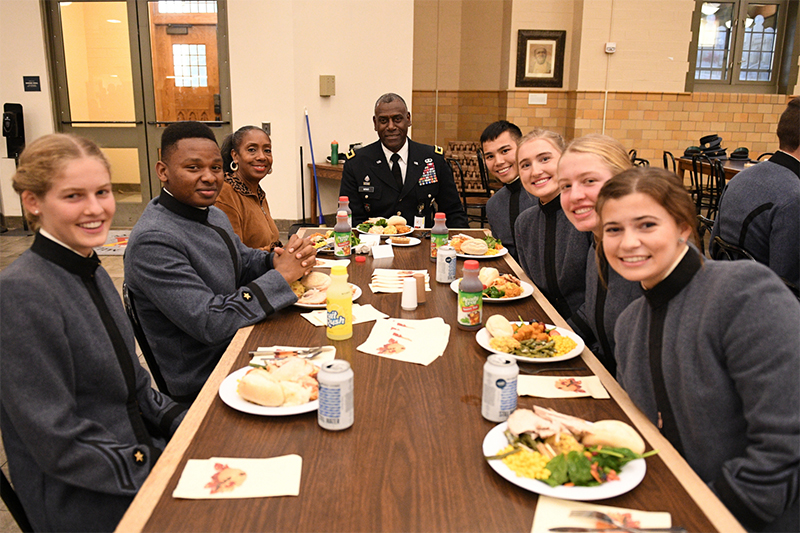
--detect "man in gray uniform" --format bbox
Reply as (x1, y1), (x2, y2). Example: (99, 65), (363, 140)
(125, 122), (316, 402)
(711, 97), (799, 294)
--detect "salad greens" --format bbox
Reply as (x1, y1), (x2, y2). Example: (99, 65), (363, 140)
(542, 446), (656, 487)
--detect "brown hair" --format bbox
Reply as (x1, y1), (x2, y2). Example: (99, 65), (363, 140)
(594, 167), (699, 279)
(12, 134), (111, 230)
(560, 134), (632, 176)
(517, 128), (566, 154)
(777, 97), (799, 152)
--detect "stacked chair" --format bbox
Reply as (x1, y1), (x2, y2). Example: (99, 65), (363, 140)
(445, 141), (492, 227)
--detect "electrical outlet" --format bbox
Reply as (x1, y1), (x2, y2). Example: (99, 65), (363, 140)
(605, 42), (616, 54)
(319, 75), (335, 97)
(262, 122), (271, 135)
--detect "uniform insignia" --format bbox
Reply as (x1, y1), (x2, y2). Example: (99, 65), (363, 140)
(434, 145), (443, 155)
(418, 160), (438, 186)
(365, 204), (371, 212)
(242, 290), (253, 301)
(364, 176), (370, 182)
(358, 186), (374, 193)
(134, 449), (145, 463)
(346, 149), (356, 159)
(425, 158), (433, 163)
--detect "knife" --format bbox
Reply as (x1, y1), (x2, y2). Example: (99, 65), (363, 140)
(549, 526), (686, 533)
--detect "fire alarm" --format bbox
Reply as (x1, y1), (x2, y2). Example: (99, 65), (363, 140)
(605, 42), (616, 54)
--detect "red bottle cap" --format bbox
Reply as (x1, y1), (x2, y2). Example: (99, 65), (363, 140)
(339, 196), (349, 202)
(355, 255), (366, 263)
(464, 259), (479, 270)
(434, 212), (446, 219)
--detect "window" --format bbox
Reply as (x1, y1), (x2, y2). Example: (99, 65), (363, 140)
(172, 43), (207, 87)
(687, 0), (796, 92)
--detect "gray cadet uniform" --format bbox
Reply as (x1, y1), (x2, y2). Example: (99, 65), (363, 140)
(614, 247), (800, 532)
(0, 233), (185, 532)
(486, 178), (536, 261)
(125, 190), (297, 400)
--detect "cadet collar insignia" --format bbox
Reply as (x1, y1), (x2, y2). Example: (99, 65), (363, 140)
(134, 449), (145, 463)
(424, 158), (432, 163)
(376, 159), (382, 165)
(434, 145), (443, 155)
(364, 176), (370, 182)
(242, 290), (253, 301)
(346, 149), (356, 159)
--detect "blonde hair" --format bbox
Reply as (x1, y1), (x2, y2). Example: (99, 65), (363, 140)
(517, 129), (566, 154)
(12, 134), (111, 230)
(560, 134), (632, 176)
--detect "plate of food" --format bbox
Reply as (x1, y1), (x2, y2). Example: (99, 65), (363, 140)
(356, 216), (413, 237)
(388, 236), (421, 247)
(449, 268), (533, 301)
(483, 406), (651, 501)
(476, 316), (584, 363)
(449, 234), (507, 259)
(308, 230), (360, 254)
(219, 357), (320, 416)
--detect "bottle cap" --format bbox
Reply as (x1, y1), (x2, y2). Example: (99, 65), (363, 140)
(331, 265), (347, 276)
(332, 140), (338, 144)
(464, 259), (479, 270)
(339, 196), (349, 202)
(434, 212), (446, 220)
(355, 255), (366, 263)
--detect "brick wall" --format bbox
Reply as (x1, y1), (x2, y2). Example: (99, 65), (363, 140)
(412, 90), (795, 163)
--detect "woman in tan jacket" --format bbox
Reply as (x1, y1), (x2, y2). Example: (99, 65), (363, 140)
(218, 126), (282, 250)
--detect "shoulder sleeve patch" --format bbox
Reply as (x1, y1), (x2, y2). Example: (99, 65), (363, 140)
(434, 145), (444, 155)
(346, 149), (356, 160)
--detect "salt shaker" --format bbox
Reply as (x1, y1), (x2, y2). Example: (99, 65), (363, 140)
(413, 272), (426, 304)
(401, 276), (418, 310)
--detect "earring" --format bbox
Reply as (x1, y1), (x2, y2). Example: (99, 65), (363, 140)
(32, 210), (39, 215)
(267, 168), (273, 174)
(230, 161), (239, 172)
(678, 237), (685, 244)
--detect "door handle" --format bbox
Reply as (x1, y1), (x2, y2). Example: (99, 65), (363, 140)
(61, 120), (143, 125)
(147, 121), (230, 126)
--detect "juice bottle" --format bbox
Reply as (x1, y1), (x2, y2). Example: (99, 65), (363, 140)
(331, 140), (339, 165)
(327, 265), (353, 340)
(457, 260), (483, 330)
(338, 196), (352, 229)
(430, 212), (448, 263)
(333, 210), (351, 257)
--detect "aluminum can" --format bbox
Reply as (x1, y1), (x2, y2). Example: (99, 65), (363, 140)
(481, 354), (518, 422)
(436, 245), (457, 283)
(317, 360), (354, 430)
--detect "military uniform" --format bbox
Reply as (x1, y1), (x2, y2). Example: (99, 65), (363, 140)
(339, 139), (469, 228)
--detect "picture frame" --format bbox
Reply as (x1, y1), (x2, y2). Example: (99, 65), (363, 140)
(515, 30), (566, 88)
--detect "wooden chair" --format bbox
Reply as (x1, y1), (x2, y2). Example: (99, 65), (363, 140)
(696, 215), (714, 256)
(757, 152), (774, 161)
(711, 235), (755, 261)
(629, 148), (649, 167)
(1, 470), (33, 532)
(448, 156), (490, 227)
(663, 151), (676, 173)
(691, 155), (725, 219)
(123, 283), (172, 397)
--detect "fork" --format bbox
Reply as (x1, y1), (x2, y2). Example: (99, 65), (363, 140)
(248, 347), (324, 359)
(519, 366), (587, 375)
(568, 510), (686, 533)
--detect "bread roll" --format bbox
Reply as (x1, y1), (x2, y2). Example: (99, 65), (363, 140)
(387, 215), (407, 226)
(581, 420), (646, 455)
(485, 315), (514, 338)
(301, 271), (331, 290)
(461, 238), (489, 256)
(237, 368), (285, 407)
(279, 380), (312, 406)
(479, 267), (500, 287)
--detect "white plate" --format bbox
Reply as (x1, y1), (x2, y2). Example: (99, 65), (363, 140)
(355, 227), (413, 238)
(294, 283), (362, 309)
(387, 237), (421, 247)
(483, 422), (646, 501)
(219, 366), (319, 416)
(476, 322), (585, 363)
(449, 278), (534, 302)
(456, 247), (509, 260)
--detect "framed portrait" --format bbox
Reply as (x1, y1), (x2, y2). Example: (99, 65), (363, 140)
(515, 30), (566, 88)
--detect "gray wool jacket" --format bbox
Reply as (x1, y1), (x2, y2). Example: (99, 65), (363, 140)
(710, 151), (800, 289)
(486, 178), (536, 262)
(514, 197), (591, 321)
(124, 191), (297, 399)
(0, 233), (185, 532)
(614, 248), (800, 532)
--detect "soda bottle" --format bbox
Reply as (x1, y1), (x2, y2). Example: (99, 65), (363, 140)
(430, 212), (448, 263)
(333, 210), (351, 258)
(338, 196), (352, 229)
(326, 265), (353, 340)
(457, 260), (483, 330)
(331, 140), (339, 165)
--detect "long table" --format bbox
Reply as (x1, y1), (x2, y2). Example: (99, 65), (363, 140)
(117, 229), (744, 532)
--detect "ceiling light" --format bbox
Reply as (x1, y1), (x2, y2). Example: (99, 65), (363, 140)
(701, 3), (720, 16)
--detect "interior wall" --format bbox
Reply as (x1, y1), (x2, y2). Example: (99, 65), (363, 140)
(228, 0), (415, 221)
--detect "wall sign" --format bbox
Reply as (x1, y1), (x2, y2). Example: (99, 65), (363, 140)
(23, 77), (41, 92)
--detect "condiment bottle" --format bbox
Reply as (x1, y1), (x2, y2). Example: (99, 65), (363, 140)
(413, 272), (426, 304)
(333, 210), (351, 257)
(331, 140), (339, 165)
(457, 260), (483, 330)
(338, 196), (352, 228)
(430, 212), (448, 263)
(326, 265), (352, 340)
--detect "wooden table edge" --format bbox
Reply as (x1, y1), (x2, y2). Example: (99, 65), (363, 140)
(115, 325), (254, 533)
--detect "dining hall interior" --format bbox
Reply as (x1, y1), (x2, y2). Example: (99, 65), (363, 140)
(0, 0), (798, 532)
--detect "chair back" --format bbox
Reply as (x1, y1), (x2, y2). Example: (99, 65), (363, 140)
(757, 152), (774, 161)
(696, 215), (714, 255)
(632, 157), (650, 167)
(690, 154), (724, 218)
(123, 283), (172, 396)
(712, 235), (756, 261)
(1, 470), (33, 532)
(663, 151), (676, 173)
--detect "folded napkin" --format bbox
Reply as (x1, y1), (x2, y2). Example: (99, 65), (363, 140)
(369, 268), (431, 293)
(300, 304), (389, 327)
(518, 375), (610, 399)
(173, 455), (302, 499)
(313, 258), (350, 268)
(531, 495), (672, 533)
(249, 345), (336, 365)
(358, 317), (449, 365)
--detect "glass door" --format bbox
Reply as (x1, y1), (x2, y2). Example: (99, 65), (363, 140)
(46, 0), (231, 226)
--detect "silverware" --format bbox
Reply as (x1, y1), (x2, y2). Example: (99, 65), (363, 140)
(248, 347), (324, 360)
(519, 366), (587, 375)
(550, 527), (687, 533)
(568, 510), (687, 533)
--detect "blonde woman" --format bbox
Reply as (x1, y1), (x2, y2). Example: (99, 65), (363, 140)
(514, 129), (591, 322)
(0, 134), (185, 532)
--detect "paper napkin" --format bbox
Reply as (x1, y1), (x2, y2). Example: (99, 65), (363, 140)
(249, 345), (336, 366)
(531, 495), (672, 533)
(313, 258), (351, 268)
(173, 455), (302, 499)
(518, 375), (610, 400)
(299, 304), (389, 327)
(357, 317), (449, 365)
(369, 269), (431, 293)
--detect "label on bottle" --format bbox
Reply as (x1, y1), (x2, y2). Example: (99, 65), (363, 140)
(334, 231), (351, 257)
(430, 233), (448, 259)
(457, 291), (483, 328)
(327, 290), (353, 340)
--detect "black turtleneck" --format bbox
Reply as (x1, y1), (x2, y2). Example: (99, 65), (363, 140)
(505, 179), (523, 253)
(540, 196), (571, 320)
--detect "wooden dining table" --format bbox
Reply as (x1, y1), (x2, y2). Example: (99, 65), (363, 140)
(676, 157), (752, 185)
(117, 228), (744, 533)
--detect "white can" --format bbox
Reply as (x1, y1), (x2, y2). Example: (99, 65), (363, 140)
(317, 360), (354, 430)
(481, 354), (518, 422)
(436, 245), (457, 283)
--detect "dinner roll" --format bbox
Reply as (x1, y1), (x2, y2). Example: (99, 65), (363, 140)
(581, 420), (646, 455)
(461, 239), (489, 256)
(237, 368), (285, 407)
(387, 215), (407, 226)
(479, 267), (500, 287)
(301, 271), (331, 290)
(485, 315), (514, 338)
